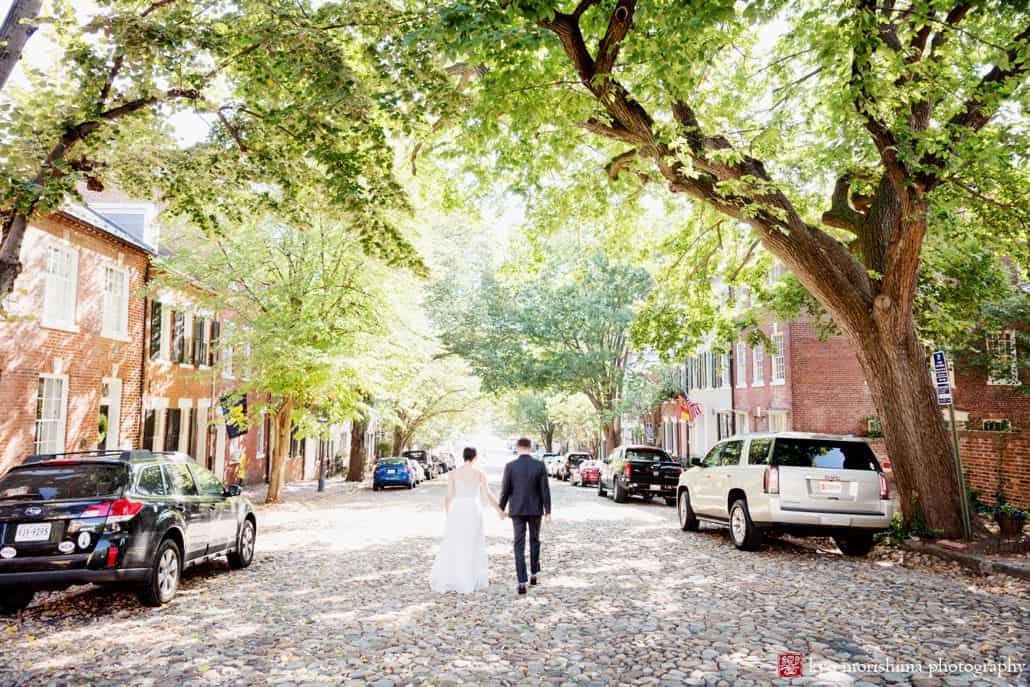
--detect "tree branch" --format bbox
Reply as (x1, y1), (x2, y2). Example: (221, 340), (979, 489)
(594, 0), (635, 78)
(822, 175), (866, 233)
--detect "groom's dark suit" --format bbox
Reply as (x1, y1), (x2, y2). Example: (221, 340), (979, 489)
(499, 453), (552, 585)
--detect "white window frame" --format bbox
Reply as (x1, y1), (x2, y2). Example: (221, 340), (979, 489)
(100, 377), (123, 450)
(101, 263), (130, 340)
(768, 410), (789, 433)
(771, 334), (786, 385)
(734, 410), (749, 434)
(721, 352), (731, 389)
(736, 343), (748, 388)
(986, 330), (1020, 386)
(752, 344), (765, 387)
(42, 243), (79, 331)
(35, 373), (69, 454)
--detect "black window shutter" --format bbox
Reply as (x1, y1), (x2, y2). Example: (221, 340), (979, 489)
(172, 311), (184, 363)
(164, 409), (181, 451)
(185, 408), (196, 458)
(209, 320), (220, 366)
(143, 410), (156, 450)
(149, 301), (162, 360)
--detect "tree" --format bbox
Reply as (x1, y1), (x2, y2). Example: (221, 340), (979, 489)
(0, 0), (424, 305)
(159, 213), (386, 503)
(431, 251), (652, 452)
(418, 1), (1030, 536)
(507, 392), (559, 450)
(0, 0), (42, 92)
(551, 393), (601, 454)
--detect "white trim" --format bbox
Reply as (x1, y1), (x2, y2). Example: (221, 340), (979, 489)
(752, 344), (765, 387)
(771, 333), (786, 384)
(986, 330), (1020, 386)
(42, 242), (78, 330)
(196, 398), (211, 409)
(100, 262), (131, 340)
(736, 343), (747, 388)
(178, 398), (193, 409)
(35, 373), (69, 454)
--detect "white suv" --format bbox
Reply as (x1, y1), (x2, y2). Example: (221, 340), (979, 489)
(676, 432), (892, 556)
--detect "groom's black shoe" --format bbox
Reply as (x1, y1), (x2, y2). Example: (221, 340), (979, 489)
(530, 575), (538, 586)
(517, 583), (527, 595)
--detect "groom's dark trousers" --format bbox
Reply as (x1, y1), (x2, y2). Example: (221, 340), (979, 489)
(500, 453), (551, 586)
(511, 516), (541, 585)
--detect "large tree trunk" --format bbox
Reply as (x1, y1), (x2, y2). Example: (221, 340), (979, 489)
(0, 0), (42, 92)
(391, 427), (405, 456)
(852, 318), (964, 537)
(0, 213), (28, 301)
(265, 398), (295, 503)
(347, 420), (367, 481)
(542, 425), (554, 452)
(602, 417), (621, 456)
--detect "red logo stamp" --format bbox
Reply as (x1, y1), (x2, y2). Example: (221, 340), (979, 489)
(778, 652), (804, 678)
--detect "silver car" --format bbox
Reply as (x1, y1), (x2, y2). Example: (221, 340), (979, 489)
(676, 432), (892, 555)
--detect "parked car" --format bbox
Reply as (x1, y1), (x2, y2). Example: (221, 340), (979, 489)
(598, 445), (681, 506)
(571, 459), (601, 487)
(438, 452), (455, 473)
(560, 452), (592, 481)
(408, 459), (426, 484)
(676, 432), (892, 555)
(545, 454), (564, 477)
(403, 450), (436, 479)
(0, 449), (256, 612)
(373, 457), (417, 490)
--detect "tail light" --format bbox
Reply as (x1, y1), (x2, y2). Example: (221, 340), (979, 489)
(763, 465), (780, 494)
(106, 545), (120, 567)
(879, 472), (889, 500)
(81, 499), (144, 524)
(624, 464), (632, 479)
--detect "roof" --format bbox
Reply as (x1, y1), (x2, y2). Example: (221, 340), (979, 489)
(724, 431), (865, 442)
(57, 204), (157, 255)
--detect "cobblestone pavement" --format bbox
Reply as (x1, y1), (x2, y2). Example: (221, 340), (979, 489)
(1, 449), (1027, 687)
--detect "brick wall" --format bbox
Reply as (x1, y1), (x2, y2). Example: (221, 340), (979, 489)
(732, 320), (793, 432)
(959, 429), (1030, 508)
(0, 214), (149, 474)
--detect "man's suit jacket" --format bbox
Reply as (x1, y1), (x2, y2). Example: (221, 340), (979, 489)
(499, 454), (552, 517)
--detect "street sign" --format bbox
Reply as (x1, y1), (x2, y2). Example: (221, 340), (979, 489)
(931, 350), (952, 406)
(645, 421), (654, 443)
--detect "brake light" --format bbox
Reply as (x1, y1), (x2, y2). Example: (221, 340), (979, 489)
(81, 502), (112, 518)
(82, 499), (143, 523)
(763, 465), (780, 494)
(624, 464), (632, 479)
(879, 472), (889, 500)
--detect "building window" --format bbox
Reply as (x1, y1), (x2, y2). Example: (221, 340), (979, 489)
(257, 415), (267, 457)
(752, 344), (765, 386)
(768, 410), (788, 433)
(986, 330), (1019, 386)
(171, 310), (186, 363)
(771, 334), (786, 384)
(721, 352), (731, 388)
(193, 318), (208, 366)
(43, 244), (78, 328)
(717, 411), (733, 440)
(982, 419), (1012, 432)
(101, 265), (130, 339)
(164, 408), (182, 452)
(143, 409), (157, 450)
(769, 262), (785, 284)
(149, 301), (163, 360)
(736, 343), (747, 388)
(208, 320), (221, 366)
(713, 352), (723, 388)
(734, 410), (749, 434)
(35, 375), (67, 453)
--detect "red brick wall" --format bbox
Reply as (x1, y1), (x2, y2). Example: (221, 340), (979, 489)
(0, 214), (149, 474)
(952, 368), (1029, 430)
(788, 319), (878, 435)
(732, 320), (793, 431)
(960, 429), (1030, 508)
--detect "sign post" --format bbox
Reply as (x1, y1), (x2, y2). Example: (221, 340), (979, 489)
(932, 351), (971, 540)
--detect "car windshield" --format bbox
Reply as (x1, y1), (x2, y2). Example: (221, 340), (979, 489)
(567, 455), (589, 465)
(625, 449), (670, 462)
(772, 439), (880, 471)
(377, 458), (407, 466)
(403, 451), (427, 460)
(0, 463), (128, 501)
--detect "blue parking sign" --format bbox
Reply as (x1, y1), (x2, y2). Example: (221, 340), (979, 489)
(932, 351), (952, 406)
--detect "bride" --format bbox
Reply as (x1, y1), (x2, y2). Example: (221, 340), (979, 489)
(430, 447), (505, 593)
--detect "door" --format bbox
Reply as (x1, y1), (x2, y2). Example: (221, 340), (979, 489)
(99, 378), (122, 450)
(602, 448), (620, 489)
(710, 439), (744, 518)
(162, 462), (210, 560)
(189, 463), (235, 552)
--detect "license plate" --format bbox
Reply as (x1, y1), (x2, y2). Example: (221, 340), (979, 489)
(387, 469), (396, 474)
(650, 484), (662, 491)
(15, 522), (51, 542)
(818, 481), (843, 494)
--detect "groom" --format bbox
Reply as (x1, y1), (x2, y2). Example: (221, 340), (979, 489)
(499, 437), (552, 595)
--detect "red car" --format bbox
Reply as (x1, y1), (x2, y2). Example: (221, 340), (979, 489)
(572, 460), (601, 487)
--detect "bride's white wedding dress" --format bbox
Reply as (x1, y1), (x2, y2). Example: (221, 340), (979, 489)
(430, 471), (490, 593)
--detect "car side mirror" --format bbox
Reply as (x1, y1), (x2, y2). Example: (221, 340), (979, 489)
(690, 457), (703, 467)
(225, 484), (242, 497)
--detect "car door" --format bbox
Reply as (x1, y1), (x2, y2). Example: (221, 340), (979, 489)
(603, 448), (621, 489)
(189, 463), (235, 553)
(162, 462), (209, 560)
(710, 440), (744, 519)
(691, 442), (725, 515)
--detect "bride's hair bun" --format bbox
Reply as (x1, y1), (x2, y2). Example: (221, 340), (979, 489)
(463, 447), (477, 462)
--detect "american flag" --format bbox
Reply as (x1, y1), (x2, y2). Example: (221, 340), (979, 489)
(676, 393), (703, 422)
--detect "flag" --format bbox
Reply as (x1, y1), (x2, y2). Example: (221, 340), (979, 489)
(676, 393), (702, 422)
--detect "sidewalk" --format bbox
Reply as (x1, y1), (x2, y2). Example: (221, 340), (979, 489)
(242, 475), (367, 508)
(904, 538), (1030, 582)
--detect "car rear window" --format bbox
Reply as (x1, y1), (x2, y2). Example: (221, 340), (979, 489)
(772, 439), (880, 471)
(378, 458), (407, 466)
(568, 454), (590, 465)
(0, 464), (128, 501)
(625, 449), (670, 462)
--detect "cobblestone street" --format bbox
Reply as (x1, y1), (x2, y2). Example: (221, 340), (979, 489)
(1, 449), (1027, 687)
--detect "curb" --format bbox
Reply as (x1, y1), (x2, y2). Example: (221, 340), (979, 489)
(902, 539), (1030, 582)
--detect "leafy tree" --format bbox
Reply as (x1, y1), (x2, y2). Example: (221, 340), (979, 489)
(551, 393), (602, 454)
(507, 392), (560, 450)
(431, 251), (652, 452)
(159, 213), (385, 503)
(416, 1), (1030, 536)
(0, 0), (424, 304)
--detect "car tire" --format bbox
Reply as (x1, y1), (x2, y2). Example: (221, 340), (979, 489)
(138, 538), (182, 607)
(678, 490), (700, 531)
(613, 478), (627, 503)
(597, 478), (607, 497)
(664, 497), (676, 507)
(0, 589), (35, 614)
(372, 484), (380, 492)
(227, 518), (256, 569)
(729, 499), (763, 551)
(408, 481), (415, 489)
(834, 532), (875, 557)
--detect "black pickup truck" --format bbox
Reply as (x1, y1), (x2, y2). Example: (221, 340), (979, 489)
(598, 445), (682, 506)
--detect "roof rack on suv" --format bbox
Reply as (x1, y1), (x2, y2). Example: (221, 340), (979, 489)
(22, 449), (158, 465)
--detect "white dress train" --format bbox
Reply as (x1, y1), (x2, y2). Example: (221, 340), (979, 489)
(430, 473), (489, 593)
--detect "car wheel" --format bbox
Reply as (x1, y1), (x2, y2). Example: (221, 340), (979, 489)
(834, 532), (874, 557)
(729, 499), (763, 551)
(408, 480), (415, 489)
(613, 478), (627, 504)
(597, 478), (607, 497)
(138, 538), (181, 607)
(664, 497), (676, 507)
(372, 484), (380, 491)
(228, 518), (256, 569)
(0, 589), (35, 614)
(678, 490), (699, 531)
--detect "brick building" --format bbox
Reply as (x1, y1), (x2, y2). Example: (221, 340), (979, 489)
(0, 207), (154, 474)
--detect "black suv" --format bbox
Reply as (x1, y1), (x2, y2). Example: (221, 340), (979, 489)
(0, 450), (256, 613)
(402, 450), (436, 480)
